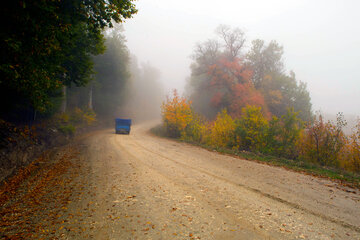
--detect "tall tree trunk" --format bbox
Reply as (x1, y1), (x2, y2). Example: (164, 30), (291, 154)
(61, 86), (67, 113)
(88, 85), (93, 110)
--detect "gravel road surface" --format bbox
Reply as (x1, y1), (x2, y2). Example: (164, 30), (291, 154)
(1, 123), (359, 239)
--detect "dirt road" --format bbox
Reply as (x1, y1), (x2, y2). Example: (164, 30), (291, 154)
(1, 123), (360, 239)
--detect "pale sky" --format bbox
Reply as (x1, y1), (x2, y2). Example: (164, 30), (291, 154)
(123, 0), (360, 115)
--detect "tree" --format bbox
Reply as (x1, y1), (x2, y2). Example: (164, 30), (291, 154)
(215, 25), (246, 60)
(161, 90), (193, 138)
(187, 39), (222, 118)
(347, 119), (360, 172)
(0, 0), (137, 120)
(92, 29), (131, 118)
(260, 71), (312, 121)
(246, 39), (284, 88)
(191, 39), (221, 74)
(186, 26), (312, 122)
(187, 25), (259, 119)
(208, 58), (267, 118)
(277, 108), (303, 158)
(234, 105), (269, 152)
(298, 112), (347, 166)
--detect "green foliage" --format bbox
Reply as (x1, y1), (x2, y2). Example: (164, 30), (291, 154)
(234, 106), (268, 152)
(262, 116), (282, 154)
(92, 30), (131, 118)
(260, 72), (312, 121)
(58, 124), (76, 136)
(55, 107), (96, 136)
(246, 39), (284, 88)
(181, 112), (207, 143)
(278, 108), (303, 158)
(0, 0), (137, 118)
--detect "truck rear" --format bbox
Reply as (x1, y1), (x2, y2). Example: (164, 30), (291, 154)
(115, 118), (131, 134)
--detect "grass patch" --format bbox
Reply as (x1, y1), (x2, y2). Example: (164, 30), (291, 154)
(150, 124), (360, 189)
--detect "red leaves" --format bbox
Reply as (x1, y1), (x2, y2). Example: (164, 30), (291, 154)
(207, 57), (268, 118)
(210, 92), (223, 107)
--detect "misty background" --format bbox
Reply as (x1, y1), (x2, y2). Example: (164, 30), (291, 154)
(123, 0), (360, 119)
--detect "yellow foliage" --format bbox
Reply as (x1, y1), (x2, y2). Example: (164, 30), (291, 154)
(208, 109), (235, 148)
(339, 120), (360, 172)
(235, 105), (268, 151)
(58, 113), (70, 123)
(66, 108), (96, 125)
(181, 112), (208, 143)
(71, 107), (97, 126)
(161, 89), (193, 137)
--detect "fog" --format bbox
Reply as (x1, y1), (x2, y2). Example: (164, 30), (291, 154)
(123, 0), (360, 116)
(120, 55), (164, 122)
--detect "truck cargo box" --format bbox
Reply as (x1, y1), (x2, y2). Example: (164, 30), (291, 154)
(115, 118), (131, 134)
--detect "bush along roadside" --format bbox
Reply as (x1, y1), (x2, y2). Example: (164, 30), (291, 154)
(156, 90), (360, 188)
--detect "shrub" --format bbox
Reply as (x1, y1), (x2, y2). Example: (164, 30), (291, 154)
(58, 124), (76, 136)
(208, 109), (235, 148)
(263, 116), (282, 155)
(82, 108), (97, 125)
(58, 113), (70, 123)
(340, 119), (360, 172)
(181, 112), (208, 143)
(349, 120), (360, 172)
(234, 105), (268, 152)
(277, 108), (303, 158)
(298, 113), (346, 167)
(70, 107), (96, 126)
(161, 90), (193, 138)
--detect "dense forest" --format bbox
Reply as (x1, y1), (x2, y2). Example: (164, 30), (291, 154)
(0, 0), (162, 131)
(0, 1), (127, 122)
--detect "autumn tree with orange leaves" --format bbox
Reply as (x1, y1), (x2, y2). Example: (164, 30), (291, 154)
(161, 90), (193, 138)
(187, 25), (312, 122)
(208, 57), (267, 118)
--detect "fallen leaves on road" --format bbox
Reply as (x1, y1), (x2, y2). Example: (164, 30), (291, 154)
(0, 147), (83, 239)
(0, 156), (42, 206)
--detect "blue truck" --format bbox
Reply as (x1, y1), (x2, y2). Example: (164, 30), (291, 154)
(115, 118), (131, 134)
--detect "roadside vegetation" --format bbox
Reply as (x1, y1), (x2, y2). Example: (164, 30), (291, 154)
(157, 91), (360, 187)
(157, 25), (360, 187)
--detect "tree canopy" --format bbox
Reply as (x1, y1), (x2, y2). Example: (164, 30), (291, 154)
(0, 0), (137, 120)
(186, 25), (312, 121)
